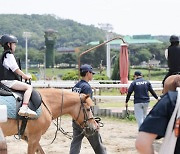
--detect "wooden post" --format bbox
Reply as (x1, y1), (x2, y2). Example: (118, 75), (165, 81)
(0, 127), (7, 154)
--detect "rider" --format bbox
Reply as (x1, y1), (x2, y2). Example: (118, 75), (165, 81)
(69, 64), (107, 154)
(0, 34), (37, 118)
(162, 35), (180, 86)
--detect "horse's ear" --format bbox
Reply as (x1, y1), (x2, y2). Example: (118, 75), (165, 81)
(85, 95), (94, 106)
(85, 94), (90, 98)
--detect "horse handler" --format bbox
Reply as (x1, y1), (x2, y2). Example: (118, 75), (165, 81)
(69, 64), (107, 154)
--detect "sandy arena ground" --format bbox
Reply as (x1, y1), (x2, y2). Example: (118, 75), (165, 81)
(5, 116), (162, 154)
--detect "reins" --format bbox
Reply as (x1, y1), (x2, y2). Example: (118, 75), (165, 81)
(44, 90), (97, 144)
(51, 90), (72, 143)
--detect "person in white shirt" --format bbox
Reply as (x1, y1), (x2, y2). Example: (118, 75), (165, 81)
(0, 34), (37, 118)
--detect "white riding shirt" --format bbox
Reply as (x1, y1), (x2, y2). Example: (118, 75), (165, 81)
(3, 53), (19, 72)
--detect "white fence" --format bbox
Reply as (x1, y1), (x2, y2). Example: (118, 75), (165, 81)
(31, 80), (162, 89)
(31, 80), (163, 101)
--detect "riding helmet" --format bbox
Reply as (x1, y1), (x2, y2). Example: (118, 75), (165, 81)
(0, 34), (18, 47)
(169, 35), (179, 43)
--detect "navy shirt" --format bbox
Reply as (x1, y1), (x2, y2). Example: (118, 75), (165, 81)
(72, 80), (93, 98)
(139, 91), (180, 153)
(126, 77), (158, 104)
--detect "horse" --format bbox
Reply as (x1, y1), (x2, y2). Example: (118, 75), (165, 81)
(0, 88), (98, 154)
(163, 75), (180, 94)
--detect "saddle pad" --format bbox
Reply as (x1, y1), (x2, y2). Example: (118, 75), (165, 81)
(0, 96), (42, 119)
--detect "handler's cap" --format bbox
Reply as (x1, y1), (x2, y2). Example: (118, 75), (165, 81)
(80, 64), (95, 74)
(170, 35), (179, 43)
(134, 71), (142, 76)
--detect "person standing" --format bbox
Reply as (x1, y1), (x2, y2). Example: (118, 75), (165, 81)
(0, 34), (37, 118)
(162, 35), (180, 86)
(125, 71), (159, 128)
(69, 64), (107, 154)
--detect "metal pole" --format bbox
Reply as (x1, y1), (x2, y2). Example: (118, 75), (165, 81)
(78, 36), (125, 79)
(98, 23), (113, 78)
(23, 32), (31, 74)
(106, 39), (111, 78)
(44, 51), (46, 80)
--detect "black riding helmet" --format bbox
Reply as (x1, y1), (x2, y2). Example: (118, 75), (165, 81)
(170, 35), (179, 43)
(0, 34), (18, 47)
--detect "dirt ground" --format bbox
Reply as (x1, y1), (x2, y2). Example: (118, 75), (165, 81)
(5, 116), (162, 154)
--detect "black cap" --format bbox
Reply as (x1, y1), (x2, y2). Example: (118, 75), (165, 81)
(134, 71), (142, 76)
(80, 64), (95, 74)
(170, 35), (179, 43)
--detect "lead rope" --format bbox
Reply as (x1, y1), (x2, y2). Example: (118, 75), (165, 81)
(51, 93), (92, 143)
(51, 90), (73, 143)
(56, 90), (73, 140)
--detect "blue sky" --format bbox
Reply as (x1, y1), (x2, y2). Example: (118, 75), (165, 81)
(1, 0), (180, 35)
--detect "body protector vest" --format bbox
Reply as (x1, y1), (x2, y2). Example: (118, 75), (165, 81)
(0, 50), (21, 81)
(168, 45), (180, 72)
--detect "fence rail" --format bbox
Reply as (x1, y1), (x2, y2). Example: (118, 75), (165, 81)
(31, 80), (163, 102)
(31, 80), (162, 89)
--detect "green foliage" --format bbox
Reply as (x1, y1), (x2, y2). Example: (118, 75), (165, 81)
(136, 49), (152, 62)
(80, 52), (94, 66)
(125, 114), (136, 121)
(93, 73), (109, 80)
(0, 14), (105, 48)
(93, 40), (106, 67)
(0, 14), (171, 69)
(111, 54), (120, 80)
(61, 70), (78, 80)
(55, 52), (77, 66)
(128, 43), (167, 65)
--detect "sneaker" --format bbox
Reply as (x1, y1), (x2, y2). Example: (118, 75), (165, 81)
(18, 106), (37, 118)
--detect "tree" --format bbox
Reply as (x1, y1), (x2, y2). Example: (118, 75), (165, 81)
(136, 49), (152, 63)
(93, 40), (106, 67)
(111, 55), (120, 80)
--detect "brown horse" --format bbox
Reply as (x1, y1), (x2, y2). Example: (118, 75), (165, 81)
(163, 75), (180, 94)
(0, 88), (98, 154)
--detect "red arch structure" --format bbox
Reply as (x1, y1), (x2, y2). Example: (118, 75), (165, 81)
(119, 43), (129, 94)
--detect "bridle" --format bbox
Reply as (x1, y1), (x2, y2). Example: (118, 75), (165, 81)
(48, 90), (97, 144)
(75, 94), (94, 126)
(74, 94), (97, 137)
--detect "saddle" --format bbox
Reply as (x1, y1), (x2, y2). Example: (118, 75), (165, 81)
(0, 82), (42, 138)
(0, 82), (42, 119)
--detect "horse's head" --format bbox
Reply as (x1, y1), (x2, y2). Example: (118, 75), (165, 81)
(75, 94), (98, 137)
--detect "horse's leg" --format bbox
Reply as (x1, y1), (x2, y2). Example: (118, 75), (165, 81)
(36, 143), (45, 154)
(27, 134), (42, 154)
